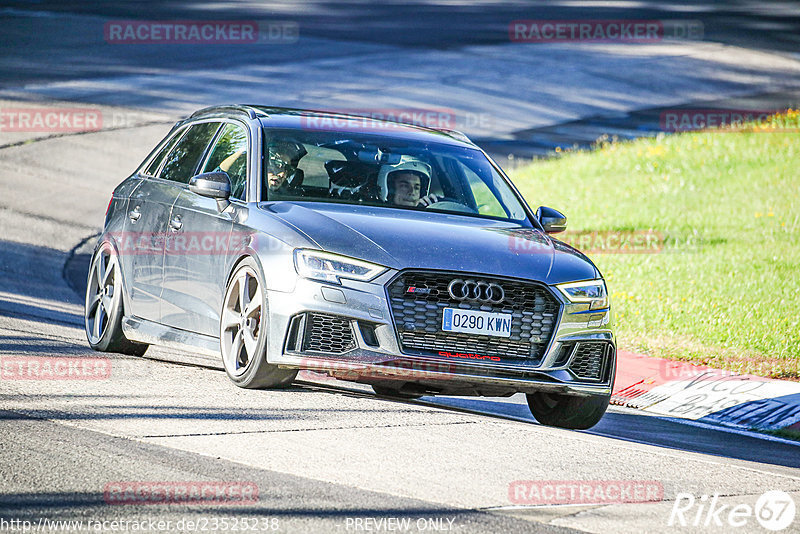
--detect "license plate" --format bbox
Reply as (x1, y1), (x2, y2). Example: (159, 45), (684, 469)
(442, 308), (512, 338)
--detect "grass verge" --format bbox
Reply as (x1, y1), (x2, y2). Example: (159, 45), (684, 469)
(759, 427), (800, 442)
(510, 111), (800, 379)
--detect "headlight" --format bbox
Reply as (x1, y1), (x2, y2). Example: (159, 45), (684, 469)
(294, 249), (387, 284)
(556, 279), (609, 310)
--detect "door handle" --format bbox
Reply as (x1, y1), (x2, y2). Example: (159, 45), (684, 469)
(129, 206), (141, 222)
(169, 215), (183, 232)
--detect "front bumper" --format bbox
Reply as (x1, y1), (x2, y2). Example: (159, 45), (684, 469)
(265, 270), (615, 397)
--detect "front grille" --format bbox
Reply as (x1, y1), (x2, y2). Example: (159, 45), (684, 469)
(387, 271), (560, 361)
(303, 313), (356, 354)
(569, 342), (609, 380)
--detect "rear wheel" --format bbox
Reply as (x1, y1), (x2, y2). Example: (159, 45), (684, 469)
(84, 242), (148, 356)
(220, 257), (297, 389)
(526, 391), (610, 430)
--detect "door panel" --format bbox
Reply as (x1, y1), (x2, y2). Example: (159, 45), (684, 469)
(160, 191), (235, 335)
(126, 179), (182, 321)
(159, 121), (249, 335)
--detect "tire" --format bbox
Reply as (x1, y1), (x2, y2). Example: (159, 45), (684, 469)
(220, 257), (297, 389)
(371, 384), (423, 400)
(526, 391), (610, 430)
(84, 242), (148, 356)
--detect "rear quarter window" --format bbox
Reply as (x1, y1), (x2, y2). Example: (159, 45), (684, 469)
(142, 128), (185, 177)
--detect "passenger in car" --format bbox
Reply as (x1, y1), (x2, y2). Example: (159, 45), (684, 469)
(266, 141), (307, 195)
(266, 154), (291, 192)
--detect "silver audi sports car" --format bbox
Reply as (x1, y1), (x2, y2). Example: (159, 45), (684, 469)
(85, 105), (615, 429)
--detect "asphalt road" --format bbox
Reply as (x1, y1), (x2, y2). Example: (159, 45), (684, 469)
(2, 2), (800, 533)
(2, 1), (800, 160)
(2, 0), (800, 82)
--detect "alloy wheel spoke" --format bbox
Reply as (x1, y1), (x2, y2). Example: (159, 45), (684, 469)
(88, 293), (102, 314)
(93, 304), (104, 338)
(96, 255), (106, 289)
(222, 308), (240, 331)
(244, 298), (260, 318)
(238, 273), (250, 313)
(101, 295), (113, 316)
(242, 328), (257, 356)
(102, 260), (114, 286)
(231, 329), (244, 366)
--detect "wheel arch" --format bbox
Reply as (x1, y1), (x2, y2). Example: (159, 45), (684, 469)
(224, 237), (299, 293)
(225, 249), (266, 288)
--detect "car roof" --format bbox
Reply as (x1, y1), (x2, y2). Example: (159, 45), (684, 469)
(187, 105), (477, 148)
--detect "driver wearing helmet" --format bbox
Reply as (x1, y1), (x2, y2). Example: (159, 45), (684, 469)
(378, 159), (442, 207)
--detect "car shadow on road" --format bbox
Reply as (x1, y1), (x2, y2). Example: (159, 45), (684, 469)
(420, 396), (800, 469)
(0, 401), (438, 425)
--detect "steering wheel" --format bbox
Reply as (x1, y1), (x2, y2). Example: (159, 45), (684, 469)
(423, 197), (477, 214)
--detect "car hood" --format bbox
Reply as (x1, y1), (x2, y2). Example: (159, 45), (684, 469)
(262, 202), (599, 285)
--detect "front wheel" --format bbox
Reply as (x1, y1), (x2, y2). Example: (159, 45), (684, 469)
(84, 242), (148, 356)
(220, 257), (297, 389)
(526, 391), (610, 430)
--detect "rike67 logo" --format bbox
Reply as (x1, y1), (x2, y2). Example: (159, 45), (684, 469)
(669, 490), (796, 531)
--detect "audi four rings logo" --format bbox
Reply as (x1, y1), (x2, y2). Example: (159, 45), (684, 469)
(447, 279), (505, 303)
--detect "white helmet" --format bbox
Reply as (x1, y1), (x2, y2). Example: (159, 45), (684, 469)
(377, 157), (432, 202)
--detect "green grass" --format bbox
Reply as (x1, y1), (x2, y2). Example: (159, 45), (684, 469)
(759, 427), (800, 442)
(509, 112), (800, 379)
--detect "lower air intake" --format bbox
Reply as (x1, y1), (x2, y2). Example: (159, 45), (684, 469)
(568, 342), (610, 381)
(303, 313), (356, 354)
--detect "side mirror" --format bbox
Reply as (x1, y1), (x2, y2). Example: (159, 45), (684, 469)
(536, 206), (567, 234)
(189, 171), (232, 211)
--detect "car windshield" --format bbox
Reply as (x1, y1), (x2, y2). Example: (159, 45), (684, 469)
(262, 129), (530, 223)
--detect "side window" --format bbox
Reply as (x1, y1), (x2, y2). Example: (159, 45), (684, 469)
(143, 128), (184, 177)
(202, 123), (248, 200)
(461, 162), (507, 218)
(159, 122), (221, 184)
